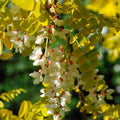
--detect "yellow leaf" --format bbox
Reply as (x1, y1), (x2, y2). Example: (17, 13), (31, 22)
(76, 101), (81, 108)
(90, 59), (98, 68)
(40, 18), (48, 26)
(0, 95), (9, 102)
(0, 109), (12, 120)
(2, 93), (12, 101)
(88, 51), (99, 60)
(41, 0), (46, 4)
(113, 110), (119, 118)
(77, 55), (88, 64)
(73, 86), (80, 93)
(79, 63), (92, 72)
(72, 48), (84, 57)
(27, 20), (40, 35)
(3, 36), (13, 50)
(11, 0), (34, 11)
(33, 0), (41, 18)
(0, 39), (3, 55)
(69, 37), (75, 44)
(41, 107), (48, 117)
(101, 104), (110, 113)
(18, 100), (32, 118)
(12, 20), (22, 30)
(42, 82), (49, 87)
(0, 53), (13, 60)
(93, 112), (97, 119)
(20, 19), (34, 30)
(9, 93), (15, 99)
(24, 112), (34, 120)
(104, 115), (111, 120)
(34, 115), (44, 120)
(11, 115), (22, 120)
(0, 0), (9, 11)
(0, 100), (4, 108)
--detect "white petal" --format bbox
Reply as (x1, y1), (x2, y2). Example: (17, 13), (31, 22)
(33, 60), (40, 66)
(29, 71), (40, 78)
(47, 108), (54, 115)
(35, 36), (44, 44)
(29, 55), (39, 60)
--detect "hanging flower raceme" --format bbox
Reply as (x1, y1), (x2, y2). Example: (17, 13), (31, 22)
(29, 41), (80, 119)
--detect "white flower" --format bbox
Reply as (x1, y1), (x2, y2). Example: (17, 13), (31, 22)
(53, 114), (60, 120)
(11, 40), (23, 53)
(40, 88), (45, 97)
(52, 28), (59, 36)
(59, 105), (70, 118)
(24, 34), (35, 47)
(62, 75), (75, 90)
(29, 71), (43, 84)
(35, 35), (44, 44)
(48, 0), (54, 4)
(61, 91), (71, 106)
(24, 38), (30, 47)
(29, 46), (43, 66)
(6, 31), (24, 53)
(47, 108), (54, 115)
(50, 6), (55, 13)
(69, 63), (80, 77)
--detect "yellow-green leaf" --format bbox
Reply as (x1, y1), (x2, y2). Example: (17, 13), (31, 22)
(12, 20), (22, 31)
(69, 37), (75, 44)
(42, 82), (49, 87)
(20, 19), (34, 30)
(3, 36), (13, 50)
(11, 0), (34, 11)
(90, 59), (98, 68)
(18, 100), (32, 118)
(0, 100), (4, 108)
(0, 53), (13, 60)
(77, 55), (88, 64)
(40, 19), (48, 26)
(21, 47), (33, 57)
(0, 39), (3, 55)
(39, 12), (49, 26)
(0, 0), (9, 11)
(76, 101), (81, 108)
(88, 51), (99, 60)
(33, 0), (41, 18)
(27, 20), (40, 35)
(41, 107), (48, 117)
(101, 104), (110, 113)
(79, 63), (92, 72)
(33, 115), (43, 120)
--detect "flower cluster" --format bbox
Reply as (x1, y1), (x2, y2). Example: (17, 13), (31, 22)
(29, 42), (80, 119)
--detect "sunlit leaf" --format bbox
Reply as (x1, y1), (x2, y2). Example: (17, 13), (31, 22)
(0, 0), (9, 11)
(3, 36), (13, 50)
(0, 100), (4, 108)
(0, 39), (3, 55)
(27, 20), (40, 35)
(12, 20), (22, 30)
(41, 107), (48, 117)
(33, 0), (41, 18)
(11, 0), (34, 11)
(0, 53), (13, 60)
(18, 100), (32, 118)
(79, 63), (92, 72)
(77, 55), (88, 64)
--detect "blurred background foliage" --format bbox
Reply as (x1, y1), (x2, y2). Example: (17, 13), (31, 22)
(1, 0), (120, 120)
